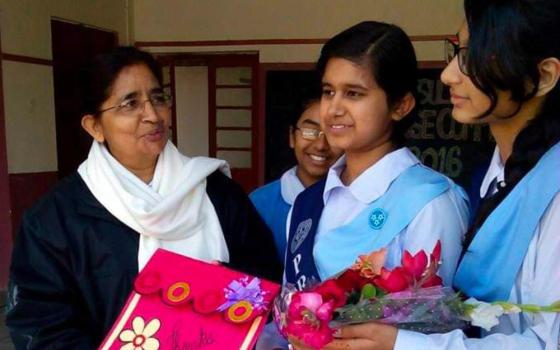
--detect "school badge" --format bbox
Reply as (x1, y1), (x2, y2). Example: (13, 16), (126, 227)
(369, 208), (387, 230)
(290, 218), (312, 253)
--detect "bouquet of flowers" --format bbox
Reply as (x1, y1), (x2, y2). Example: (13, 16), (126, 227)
(274, 241), (560, 349)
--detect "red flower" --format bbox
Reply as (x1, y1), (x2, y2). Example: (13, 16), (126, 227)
(313, 280), (347, 308)
(402, 250), (428, 280)
(431, 240), (442, 265)
(374, 267), (411, 293)
(417, 241), (443, 288)
(335, 269), (367, 292)
(420, 274), (443, 288)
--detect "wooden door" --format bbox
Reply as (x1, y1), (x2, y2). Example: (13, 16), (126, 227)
(0, 20), (13, 289)
(51, 19), (117, 179)
(158, 59), (178, 145)
(208, 54), (259, 192)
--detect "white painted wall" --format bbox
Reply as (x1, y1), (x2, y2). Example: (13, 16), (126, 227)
(134, 0), (463, 62)
(0, 0), (464, 173)
(2, 61), (57, 173)
(0, 0), (129, 173)
(175, 66), (210, 157)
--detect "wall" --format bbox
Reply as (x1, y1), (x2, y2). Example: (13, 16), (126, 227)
(175, 66), (210, 157)
(0, 0), (129, 289)
(133, 0), (463, 62)
(133, 0), (463, 185)
(0, 0), (129, 174)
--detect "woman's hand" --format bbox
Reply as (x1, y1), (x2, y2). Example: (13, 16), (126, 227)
(289, 322), (398, 350)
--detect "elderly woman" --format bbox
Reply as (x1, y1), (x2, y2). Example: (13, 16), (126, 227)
(6, 47), (282, 349)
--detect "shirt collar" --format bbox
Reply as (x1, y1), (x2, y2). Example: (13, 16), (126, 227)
(323, 147), (420, 205)
(479, 146), (505, 198)
(280, 166), (305, 205)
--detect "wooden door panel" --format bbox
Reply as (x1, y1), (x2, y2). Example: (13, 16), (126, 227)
(51, 20), (117, 179)
(208, 55), (259, 192)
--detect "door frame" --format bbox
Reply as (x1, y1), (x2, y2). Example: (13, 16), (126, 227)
(0, 20), (14, 290)
(155, 52), (261, 191)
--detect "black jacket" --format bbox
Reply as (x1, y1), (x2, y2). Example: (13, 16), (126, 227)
(6, 171), (282, 349)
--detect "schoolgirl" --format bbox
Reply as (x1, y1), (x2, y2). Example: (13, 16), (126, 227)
(318, 1), (560, 349)
(251, 98), (342, 260)
(285, 21), (470, 297)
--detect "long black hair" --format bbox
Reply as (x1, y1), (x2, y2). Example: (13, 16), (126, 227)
(316, 21), (418, 147)
(464, 0), (560, 247)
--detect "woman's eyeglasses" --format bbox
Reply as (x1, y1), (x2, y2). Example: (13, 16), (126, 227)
(444, 39), (469, 76)
(97, 92), (173, 116)
(294, 127), (325, 141)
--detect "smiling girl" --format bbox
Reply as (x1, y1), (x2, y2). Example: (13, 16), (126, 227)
(318, 1), (560, 349)
(285, 21), (470, 311)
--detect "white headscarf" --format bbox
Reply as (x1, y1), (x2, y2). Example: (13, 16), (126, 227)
(78, 141), (230, 270)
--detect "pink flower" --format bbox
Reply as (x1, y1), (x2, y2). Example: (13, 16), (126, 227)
(287, 323), (333, 350)
(286, 292), (335, 349)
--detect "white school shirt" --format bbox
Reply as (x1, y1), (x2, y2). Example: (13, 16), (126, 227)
(313, 147), (470, 285)
(395, 146), (560, 350)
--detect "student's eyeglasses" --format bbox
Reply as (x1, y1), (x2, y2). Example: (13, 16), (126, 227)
(294, 127), (325, 141)
(445, 39), (469, 76)
(97, 92), (173, 116)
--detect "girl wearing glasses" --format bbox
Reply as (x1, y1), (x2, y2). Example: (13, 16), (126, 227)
(250, 97), (343, 261)
(6, 47), (282, 349)
(286, 20), (470, 347)
(312, 1), (560, 349)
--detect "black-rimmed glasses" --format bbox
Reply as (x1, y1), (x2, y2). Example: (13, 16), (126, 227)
(444, 39), (469, 76)
(97, 92), (173, 116)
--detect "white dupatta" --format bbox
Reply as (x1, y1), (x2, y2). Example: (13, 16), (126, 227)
(78, 141), (230, 270)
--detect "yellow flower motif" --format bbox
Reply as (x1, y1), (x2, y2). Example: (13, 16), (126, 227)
(119, 316), (161, 350)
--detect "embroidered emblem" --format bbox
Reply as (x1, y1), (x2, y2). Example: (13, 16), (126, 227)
(369, 208), (387, 230)
(290, 219), (313, 253)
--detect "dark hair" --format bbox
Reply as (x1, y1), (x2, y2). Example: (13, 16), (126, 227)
(289, 97), (321, 128)
(316, 21), (418, 146)
(464, 0), (560, 247)
(80, 46), (163, 116)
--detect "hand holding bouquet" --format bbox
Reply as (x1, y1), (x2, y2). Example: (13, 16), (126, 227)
(274, 241), (560, 349)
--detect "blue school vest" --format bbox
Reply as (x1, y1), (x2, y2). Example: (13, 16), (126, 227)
(250, 180), (290, 260)
(454, 142), (560, 302)
(285, 164), (450, 290)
